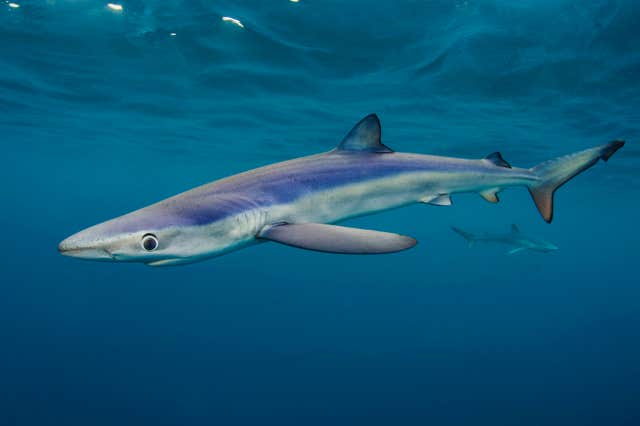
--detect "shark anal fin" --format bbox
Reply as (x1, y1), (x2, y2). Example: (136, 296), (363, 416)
(421, 194), (452, 206)
(258, 223), (417, 254)
(336, 114), (393, 153)
(479, 189), (500, 203)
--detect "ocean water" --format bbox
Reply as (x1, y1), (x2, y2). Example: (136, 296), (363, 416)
(1, 1), (639, 424)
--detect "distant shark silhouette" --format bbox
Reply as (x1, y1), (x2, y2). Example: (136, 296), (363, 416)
(451, 224), (559, 255)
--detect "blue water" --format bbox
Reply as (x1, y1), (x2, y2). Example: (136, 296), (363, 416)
(2, 1), (639, 424)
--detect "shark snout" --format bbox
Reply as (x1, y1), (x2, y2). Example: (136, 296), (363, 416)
(58, 233), (114, 261)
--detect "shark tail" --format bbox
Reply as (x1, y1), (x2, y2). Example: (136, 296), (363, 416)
(527, 140), (624, 223)
(451, 226), (475, 247)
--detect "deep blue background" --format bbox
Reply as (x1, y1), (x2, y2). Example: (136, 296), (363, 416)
(1, 1), (639, 425)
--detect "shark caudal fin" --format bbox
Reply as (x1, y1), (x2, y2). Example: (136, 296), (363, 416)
(451, 226), (476, 247)
(528, 141), (624, 223)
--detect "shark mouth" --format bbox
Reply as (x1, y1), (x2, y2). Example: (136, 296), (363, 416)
(146, 258), (194, 267)
(58, 247), (114, 261)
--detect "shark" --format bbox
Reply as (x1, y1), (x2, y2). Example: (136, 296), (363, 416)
(58, 114), (624, 266)
(452, 224), (559, 255)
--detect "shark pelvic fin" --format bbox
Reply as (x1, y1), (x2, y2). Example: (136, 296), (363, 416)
(422, 194), (452, 206)
(257, 223), (416, 254)
(484, 152), (511, 168)
(511, 224), (520, 234)
(336, 114), (393, 153)
(479, 189), (500, 203)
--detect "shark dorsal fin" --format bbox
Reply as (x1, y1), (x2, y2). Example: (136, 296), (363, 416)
(484, 152), (511, 168)
(511, 224), (520, 233)
(337, 114), (393, 153)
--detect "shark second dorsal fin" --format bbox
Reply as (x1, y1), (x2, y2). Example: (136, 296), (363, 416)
(484, 152), (511, 168)
(336, 114), (393, 153)
(511, 224), (520, 233)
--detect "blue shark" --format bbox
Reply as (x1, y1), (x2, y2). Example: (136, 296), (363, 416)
(58, 114), (624, 266)
(452, 224), (559, 255)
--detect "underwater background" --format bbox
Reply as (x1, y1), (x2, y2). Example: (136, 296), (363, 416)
(1, 1), (639, 424)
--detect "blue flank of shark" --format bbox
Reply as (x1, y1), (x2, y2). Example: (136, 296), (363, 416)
(452, 224), (559, 255)
(58, 114), (624, 266)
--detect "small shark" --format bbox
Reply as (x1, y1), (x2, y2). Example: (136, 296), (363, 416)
(58, 114), (624, 266)
(452, 224), (559, 255)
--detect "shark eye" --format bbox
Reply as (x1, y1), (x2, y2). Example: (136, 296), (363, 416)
(141, 234), (158, 251)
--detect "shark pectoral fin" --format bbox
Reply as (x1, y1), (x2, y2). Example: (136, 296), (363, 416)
(507, 247), (527, 255)
(421, 194), (452, 206)
(257, 223), (417, 254)
(479, 188), (500, 203)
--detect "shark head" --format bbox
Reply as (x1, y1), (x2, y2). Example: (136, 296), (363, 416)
(530, 238), (559, 252)
(58, 195), (258, 266)
(542, 240), (559, 252)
